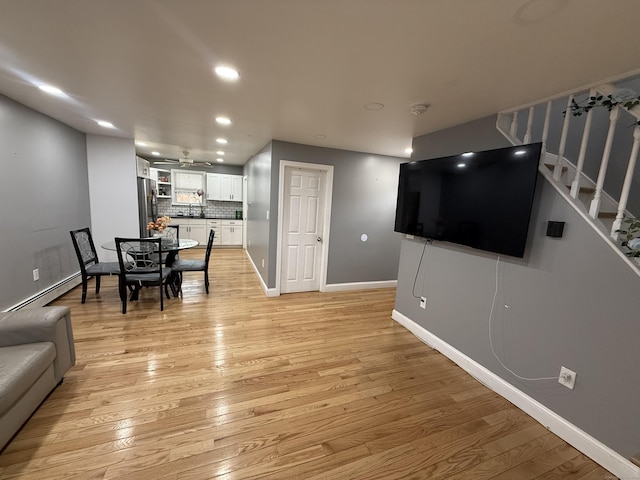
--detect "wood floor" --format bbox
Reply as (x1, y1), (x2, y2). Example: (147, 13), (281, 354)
(0, 249), (614, 479)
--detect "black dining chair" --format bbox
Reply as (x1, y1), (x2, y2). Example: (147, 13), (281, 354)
(114, 237), (173, 314)
(170, 229), (215, 295)
(70, 227), (120, 303)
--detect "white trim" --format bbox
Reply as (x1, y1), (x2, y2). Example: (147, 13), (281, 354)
(276, 160), (333, 296)
(324, 280), (397, 292)
(391, 309), (640, 480)
(4, 274), (82, 312)
(244, 249), (279, 297)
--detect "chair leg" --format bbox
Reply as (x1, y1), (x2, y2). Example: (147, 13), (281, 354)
(81, 274), (88, 304)
(119, 280), (128, 314)
(160, 284), (164, 311)
(204, 271), (209, 294)
(95, 275), (101, 294)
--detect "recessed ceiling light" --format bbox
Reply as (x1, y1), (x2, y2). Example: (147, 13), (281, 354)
(216, 151), (225, 155)
(136, 141), (147, 147)
(96, 120), (115, 129)
(364, 102), (385, 111)
(215, 116), (231, 125)
(38, 84), (68, 98)
(462, 152), (474, 157)
(216, 138), (228, 144)
(214, 66), (239, 81)
(405, 148), (413, 155)
(216, 158), (224, 163)
(515, 150), (526, 155)
(151, 151), (160, 156)
(457, 163), (466, 168)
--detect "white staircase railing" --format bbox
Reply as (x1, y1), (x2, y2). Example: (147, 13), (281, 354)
(497, 80), (640, 274)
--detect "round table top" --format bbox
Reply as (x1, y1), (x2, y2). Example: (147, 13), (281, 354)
(101, 238), (199, 251)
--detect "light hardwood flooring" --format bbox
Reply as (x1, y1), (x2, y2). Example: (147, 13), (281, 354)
(0, 249), (614, 479)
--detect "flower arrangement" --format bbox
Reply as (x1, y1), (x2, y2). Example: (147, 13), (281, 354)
(147, 215), (171, 233)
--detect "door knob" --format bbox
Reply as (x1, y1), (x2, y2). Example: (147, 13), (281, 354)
(316, 236), (322, 242)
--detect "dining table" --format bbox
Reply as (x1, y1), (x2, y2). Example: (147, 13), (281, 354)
(101, 238), (199, 298)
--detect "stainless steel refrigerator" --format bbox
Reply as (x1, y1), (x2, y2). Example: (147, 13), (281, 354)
(137, 177), (158, 237)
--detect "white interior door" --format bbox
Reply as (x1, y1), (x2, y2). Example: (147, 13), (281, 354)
(281, 167), (325, 293)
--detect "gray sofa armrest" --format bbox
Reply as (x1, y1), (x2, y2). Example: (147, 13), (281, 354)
(0, 306), (76, 382)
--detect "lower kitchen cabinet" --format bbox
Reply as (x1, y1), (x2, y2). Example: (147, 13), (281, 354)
(221, 220), (243, 246)
(173, 218), (208, 247)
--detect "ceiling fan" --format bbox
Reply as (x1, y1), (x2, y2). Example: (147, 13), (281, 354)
(153, 150), (211, 168)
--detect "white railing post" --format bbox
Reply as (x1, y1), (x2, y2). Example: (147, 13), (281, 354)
(570, 89), (596, 199)
(509, 111), (519, 140)
(589, 107), (621, 218)
(540, 101), (552, 164)
(554, 95), (574, 182)
(524, 106), (534, 144)
(611, 125), (640, 239)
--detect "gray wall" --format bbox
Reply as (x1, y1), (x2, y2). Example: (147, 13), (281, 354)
(269, 141), (404, 288)
(395, 115), (640, 458)
(244, 142), (273, 282)
(243, 140), (404, 290)
(0, 94), (90, 310)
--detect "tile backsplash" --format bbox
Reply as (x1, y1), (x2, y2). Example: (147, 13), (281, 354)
(157, 198), (242, 219)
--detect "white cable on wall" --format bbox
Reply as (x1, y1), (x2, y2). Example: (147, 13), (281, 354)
(488, 256), (556, 382)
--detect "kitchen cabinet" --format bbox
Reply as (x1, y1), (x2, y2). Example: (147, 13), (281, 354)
(173, 218), (207, 247)
(207, 220), (222, 246)
(150, 168), (171, 198)
(221, 220), (243, 246)
(206, 173), (242, 201)
(136, 156), (151, 179)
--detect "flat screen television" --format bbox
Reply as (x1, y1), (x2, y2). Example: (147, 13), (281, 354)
(394, 143), (542, 258)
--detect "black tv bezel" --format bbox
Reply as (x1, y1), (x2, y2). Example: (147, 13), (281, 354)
(394, 143), (542, 258)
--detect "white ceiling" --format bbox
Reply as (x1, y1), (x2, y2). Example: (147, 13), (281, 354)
(1, 0), (640, 166)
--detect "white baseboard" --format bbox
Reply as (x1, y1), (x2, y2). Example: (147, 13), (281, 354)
(324, 280), (397, 292)
(5, 274), (82, 312)
(391, 309), (640, 480)
(244, 250), (279, 297)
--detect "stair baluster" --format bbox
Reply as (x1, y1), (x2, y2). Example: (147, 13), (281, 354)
(589, 107), (621, 219)
(524, 106), (534, 144)
(509, 111), (519, 139)
(570, 89), (596, 199)
(554, 95), (574, 182)
(611, 125), (640, 239)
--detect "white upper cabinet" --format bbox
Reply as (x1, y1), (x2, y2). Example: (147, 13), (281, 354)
(207, 173), (242, 201)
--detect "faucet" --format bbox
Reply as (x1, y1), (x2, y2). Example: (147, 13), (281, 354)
(188, 203), (193, 216)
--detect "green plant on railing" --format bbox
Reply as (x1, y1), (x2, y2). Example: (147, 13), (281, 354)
(615, 217), (640, 257)
(564, 88), (640, 125)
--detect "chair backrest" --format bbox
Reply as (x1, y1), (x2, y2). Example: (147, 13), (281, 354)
(161, 224), (179, 245)
(70, 228), (99, 272)
(204, 229), (215, 267)
(114, 237), (164, 279)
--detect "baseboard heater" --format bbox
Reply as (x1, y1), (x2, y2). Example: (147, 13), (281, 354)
(5, 273), (81, 312)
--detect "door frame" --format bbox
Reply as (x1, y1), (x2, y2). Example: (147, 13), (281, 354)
(242, 175), (248, 250)
(276, 160), (333, 296)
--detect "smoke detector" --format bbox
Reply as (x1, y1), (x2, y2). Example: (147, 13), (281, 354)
(410, 104), (429, 115)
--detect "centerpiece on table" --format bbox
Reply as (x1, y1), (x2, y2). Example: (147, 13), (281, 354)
(146, 215), (171, 236)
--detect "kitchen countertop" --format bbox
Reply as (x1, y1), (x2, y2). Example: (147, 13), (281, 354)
(170, 216), (241, 220)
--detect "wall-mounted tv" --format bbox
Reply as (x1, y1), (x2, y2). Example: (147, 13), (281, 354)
(394, 143), (542, 258)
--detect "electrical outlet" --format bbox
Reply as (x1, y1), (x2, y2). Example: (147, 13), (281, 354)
(419, 297), (427, 309)
(32, 269), (39, 281)
(558, 366), (576, 389)
(261, 258), (265, 268)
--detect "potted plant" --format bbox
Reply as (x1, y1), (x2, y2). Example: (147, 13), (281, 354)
(616, 217), (640, 257)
